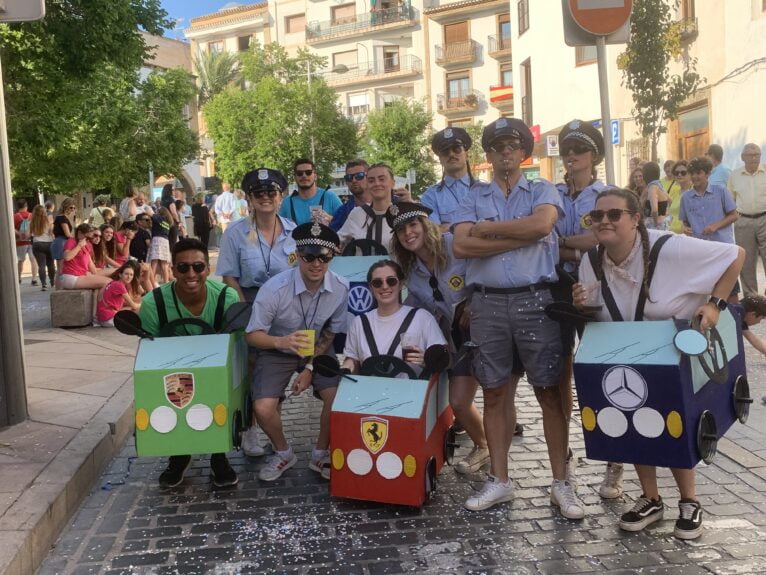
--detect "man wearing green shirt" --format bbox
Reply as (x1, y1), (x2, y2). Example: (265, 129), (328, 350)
(139, 238), (240, 487)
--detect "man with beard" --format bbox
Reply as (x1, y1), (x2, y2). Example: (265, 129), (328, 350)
(421, 127), (477, 233)
(280, 158), (342, 226)
(330, 160), (371, 231)
(453, 118), (582, 519)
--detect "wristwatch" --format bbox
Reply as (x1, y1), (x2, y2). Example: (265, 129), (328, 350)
(707, 296), (727, 311)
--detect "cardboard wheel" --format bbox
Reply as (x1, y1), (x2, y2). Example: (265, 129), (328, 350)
(444, 426), (458, 466)
(425, 456), (437, 498)
(243, 391), (253, 431)
(231, 410), (243, 449)
(697, 410), (718, 464)
(733, 375), (753, 424)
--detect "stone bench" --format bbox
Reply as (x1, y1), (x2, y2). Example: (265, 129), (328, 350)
(50, 289), (95, 328)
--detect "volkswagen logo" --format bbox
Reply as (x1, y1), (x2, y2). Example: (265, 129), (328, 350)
(348, 285), (374, 314)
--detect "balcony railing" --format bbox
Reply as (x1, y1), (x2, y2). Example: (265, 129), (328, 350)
(436, 89), (482, 115)
(488, 34), (511, 59)
(434, 40), (480, 67)
(677, 17), (698, 42)
(306, 5), (416, 43)
(324, 55), (422, 87)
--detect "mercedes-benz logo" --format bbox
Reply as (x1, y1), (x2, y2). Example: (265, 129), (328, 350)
(348, 285), (374, 314)
(601, 365), (649, 411)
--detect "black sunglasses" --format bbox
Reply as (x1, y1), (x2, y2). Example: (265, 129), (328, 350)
(673, 170), (688, 176)
(490, 141), (523, 153)
(175, 261), (207, 274)
(370, 276), (399, 289)
(344, 172), (367, 182)
(429, 275), (444, 302)
(562, 144), (593, 156)
(295, 169), (314, 177)
(248, 188), (278, 199)
(588, 209), (635, 223)
(299, 253), (333, 264)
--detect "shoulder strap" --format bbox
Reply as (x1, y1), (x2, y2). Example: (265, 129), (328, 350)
(361, 204), (376, 240)
(317, 189), (326, 210)
(634, 233), (673, 321)
(152, 287), (168, 328)
(386, 308), (418, 356)
(586, 247), (624, 322)
(213, 285), (229, 331)
(289, 194), (297, 223)
(360, 313), (380, 357)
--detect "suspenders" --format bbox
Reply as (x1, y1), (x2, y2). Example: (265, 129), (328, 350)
(361, 204), (385, 243)
(153, 284), (230, 334)
(359, 308), (418, 357)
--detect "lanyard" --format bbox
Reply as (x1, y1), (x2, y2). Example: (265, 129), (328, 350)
(254, 218), (276, 278)
(298, 290), (323, 330)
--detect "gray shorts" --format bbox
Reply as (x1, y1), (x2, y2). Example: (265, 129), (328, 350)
(469, 288), (562, 389)
(251, 350), (340, 400)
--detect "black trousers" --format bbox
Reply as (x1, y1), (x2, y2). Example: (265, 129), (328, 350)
(32, 241), (55, 286)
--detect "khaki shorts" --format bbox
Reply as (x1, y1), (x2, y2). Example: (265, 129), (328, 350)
(251, 350), (340, 400)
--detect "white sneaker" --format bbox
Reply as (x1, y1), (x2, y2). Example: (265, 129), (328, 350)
(464, 475), (514, 511)
(242, 427), (266, 457)
(309, 454), (331, 480)
(455, 446), (490, 475)
(565, 448), (578, 488)
(258, 451), (297, 482)
(551, 479), (585, 520)
(599, 462), (624, 499)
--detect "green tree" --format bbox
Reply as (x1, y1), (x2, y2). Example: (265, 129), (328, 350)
(203, 43), (356, 186)
(464, 122), (485, 173)
(359, 99), (435, 196)
(194, 49), (241, 107)
(618, 0), (702, 161)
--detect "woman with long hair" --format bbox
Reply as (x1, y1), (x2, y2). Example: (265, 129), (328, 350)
(191, 192), (215, 248)
(161, 183), (181, 250)
(388, 202), (489, 475)
(93, 261), (142, 326)
(30, 205), (55, 291)
(574, 187), (744, 539)
(114, 221), (137, 265)
(628, 167), (645, 199)
(98, 224), (121, 268)
(666, 160), (691, 233)
(640, 161), (671, 230)
(148, 206), (173, 283)
(52, 198), (76, 277)
(60, 224), (113, 290)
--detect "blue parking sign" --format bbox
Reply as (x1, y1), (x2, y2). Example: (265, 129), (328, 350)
(611, 120), (620, 145)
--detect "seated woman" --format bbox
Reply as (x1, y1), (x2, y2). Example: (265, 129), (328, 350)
(114, 221), (137, 265)
(94, 261), (142, 326)
(60, 224), (113, 290)
(97, 224), (121, 268)
(342, 260), (446, 377)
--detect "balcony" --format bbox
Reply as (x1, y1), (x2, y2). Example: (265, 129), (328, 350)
(306, 5), (417, 45)
(488, 34), (511, 60)
(489, 85), (513, 111)
(344, 105), (369, 123)
(677, 17), (698, 43)
(436, 89), (482, 116)
(324, 55), (422, 88)
(435, 40), (480, 68)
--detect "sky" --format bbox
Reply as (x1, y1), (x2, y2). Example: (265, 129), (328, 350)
(160, 0), (242, 41)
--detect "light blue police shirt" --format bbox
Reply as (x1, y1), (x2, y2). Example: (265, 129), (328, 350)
(678, 184), (737, 244)
(246, 267), (349, 337)
(453, 177), (563, 288)
(216, 216), (297, 288)
(279, 189), (342, 225)
(404, 233), (468, 323)
(420, 174), (475, 225)
(555, 180), (606, 274)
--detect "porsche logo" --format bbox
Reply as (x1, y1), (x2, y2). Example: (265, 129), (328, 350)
(288, 252), (297, 266)
(361, 416), (389, 454)
(164, 372), (194, 409)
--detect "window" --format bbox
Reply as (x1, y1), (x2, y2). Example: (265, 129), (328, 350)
(208, 41), (224, 54)
(333, 50), (357, 70)
(238, 36), (250, 52)
(331, 3), (356, 25)
(348, 93), (369, 116)
(498, 13), (511, 39)
(518, 0), (529, 35)
(575, 45), (597, 66)
(285, 13), (305, 34)
(681, 0), (695, 18)
(500, 65), (512, 87)
(444, 21), (469, 44)
(448, 119), (472, 128)
(446, 71), (470, 101)
(383, 47), (400, 72)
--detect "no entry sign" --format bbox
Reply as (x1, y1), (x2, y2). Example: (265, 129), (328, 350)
(568, 0), (633, 36)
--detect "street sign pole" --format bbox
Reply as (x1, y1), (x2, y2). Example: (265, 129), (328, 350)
(596, 36), (615, 186)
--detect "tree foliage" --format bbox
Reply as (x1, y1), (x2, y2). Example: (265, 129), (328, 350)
(359, 99), (435, 196)
(618, 0), (702, 160)
(0, 0), (197, 194)
(203, 42), (356, 187)
(464, 122), (486, 173)
(194, 49), (241, 107)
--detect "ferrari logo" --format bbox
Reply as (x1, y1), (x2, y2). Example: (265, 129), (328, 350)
(448, 275), (464, 291)
(164, 372), (194, 409)
(288, 252), (297, 266)
(361, 416), (389, 454)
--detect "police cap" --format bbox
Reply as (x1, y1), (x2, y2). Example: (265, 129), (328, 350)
(481, 117), (534, 158)
(241, 168), (288, 196)
(292, 222), (340, 254)
(559, 119), (604, 160)
(431, 127), (472, 154)
(385, 201), (433, 231)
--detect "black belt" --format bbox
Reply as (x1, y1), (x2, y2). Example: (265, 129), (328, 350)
(738, 211), (766, 219)
(474, 282), (551, 295)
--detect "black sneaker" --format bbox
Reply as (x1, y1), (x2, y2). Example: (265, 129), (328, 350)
(158, 455), (192, 487)
(674, 499), (703, 540)
(210, 453), (238, 487)
(31, 280), (38, 286)
(514, 423), (524, 437)
(619, 495), (664, 532)
(453, 420), (466, 435)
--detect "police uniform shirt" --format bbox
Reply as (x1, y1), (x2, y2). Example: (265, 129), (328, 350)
(420, 174), (474, 225)
(216, 216), (297, 288)
(246, 266), (349, 338)
(338, 205), (393, 248)
(555, 180), (606, 273)
(404, 233), (467, 323)
(453, 177), (564, 288)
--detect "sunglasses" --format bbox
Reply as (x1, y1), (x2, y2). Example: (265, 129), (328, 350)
(562, 144), (593, 156)
(429, 275), (444, 302)
(588, 209), (635, 223)
(370, 276), (399, 289)
(439, 144), (465, 155)
(248, 188), (278, 199)
(673, 170), (688, 176)
(490, 141), (523, 153)
(295, 169), (314, 177)
(175, 261), (207, 274)
(344, 172), (367, 182)
(299, 253), (333, 264)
